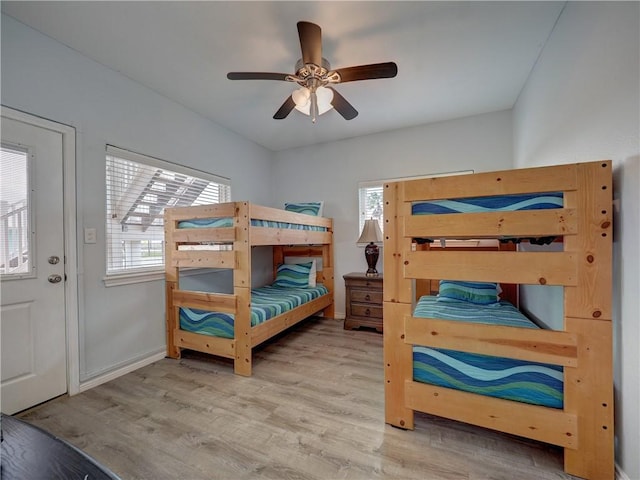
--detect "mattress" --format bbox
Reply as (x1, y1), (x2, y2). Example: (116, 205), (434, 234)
(179, 284), (329, 339)
(177, 217), (327, 231)
(412, 296), (564, 408)
(411, 192), (563, 215)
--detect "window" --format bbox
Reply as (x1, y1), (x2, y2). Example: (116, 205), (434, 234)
(358, 181), (384, 235)
(0, 144), (33, 277)
(105, 145), (230, 278)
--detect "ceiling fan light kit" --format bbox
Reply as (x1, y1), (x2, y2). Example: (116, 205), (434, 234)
(227, 21), (398, 123)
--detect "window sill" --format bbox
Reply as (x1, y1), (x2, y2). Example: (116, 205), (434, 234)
(103, 270), (164, 287)
(103, 267), (217, 287)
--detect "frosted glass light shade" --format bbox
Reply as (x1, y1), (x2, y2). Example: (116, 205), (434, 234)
(292, 87), (310, 107)
(294, 86), (334, 115)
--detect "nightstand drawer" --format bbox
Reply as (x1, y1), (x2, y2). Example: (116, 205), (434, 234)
(350, 289), (382, 304)
(351, 304), (383, 319)
(345, 278), (382, 290)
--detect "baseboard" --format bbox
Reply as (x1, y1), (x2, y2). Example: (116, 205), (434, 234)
(616, 463), (630, 480)
(77, 350), (166, 393)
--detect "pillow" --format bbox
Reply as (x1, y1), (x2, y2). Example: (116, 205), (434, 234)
(437, 280), (499, 305)
(273, 262), (313, 288)
(284, 201), (324, 217)
(284, 258), (317, 287)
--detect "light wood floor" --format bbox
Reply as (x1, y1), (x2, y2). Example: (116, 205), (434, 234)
(18, 318), (577, 480)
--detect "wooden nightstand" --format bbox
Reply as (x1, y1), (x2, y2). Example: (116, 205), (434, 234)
(343, 272), (383, 332)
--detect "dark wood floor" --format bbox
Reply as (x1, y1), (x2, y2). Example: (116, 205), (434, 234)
(18, 317), (576, 480)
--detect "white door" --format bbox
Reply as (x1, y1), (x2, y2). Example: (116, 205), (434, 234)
(1, 114), (67, 414)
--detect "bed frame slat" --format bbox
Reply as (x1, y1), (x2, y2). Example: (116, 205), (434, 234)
(404, 380), (578, 449)
(404, 208), (577, 239)
(405, 316), (578, 366)
(402, 163), (577, 201)
(404, 250), (577, 286)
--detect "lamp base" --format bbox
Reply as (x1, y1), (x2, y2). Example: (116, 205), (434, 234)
(364, 242), (380, 277)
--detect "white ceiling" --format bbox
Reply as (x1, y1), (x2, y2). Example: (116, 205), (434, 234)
(2, 1), (566, 152)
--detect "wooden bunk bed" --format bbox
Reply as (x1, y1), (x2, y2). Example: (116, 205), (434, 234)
(383, 160), (613, 480)
(164, 201), (334, 376)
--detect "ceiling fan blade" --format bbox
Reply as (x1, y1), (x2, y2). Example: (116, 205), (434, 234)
(227, 72), (291, 81)
(297, 21), (322, 66)
(273, 95), (296, 120)
(333, 62), (398, 83)
(327, 87), (358, 120)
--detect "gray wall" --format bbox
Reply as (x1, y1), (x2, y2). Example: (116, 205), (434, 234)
(272, 110), (513, 316)
(513, 3), (640, 478)
(1, 14), (274, 381)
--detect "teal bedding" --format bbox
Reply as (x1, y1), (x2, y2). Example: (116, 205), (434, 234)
(177, 217), (326, 231)
(179, 285), (329, 338)
(412, 296), (564, 408)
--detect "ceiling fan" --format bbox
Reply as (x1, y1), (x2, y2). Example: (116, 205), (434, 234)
(227, 21), (398, 123)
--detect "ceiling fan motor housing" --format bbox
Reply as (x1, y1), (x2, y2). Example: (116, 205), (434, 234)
(293, 58), (340, 89)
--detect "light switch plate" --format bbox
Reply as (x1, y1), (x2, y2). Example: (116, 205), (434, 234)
(84, 228), (97, 244)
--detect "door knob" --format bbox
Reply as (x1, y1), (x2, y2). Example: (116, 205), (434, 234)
(48, 274), (63, 284)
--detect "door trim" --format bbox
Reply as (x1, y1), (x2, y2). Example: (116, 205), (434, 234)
(1, 106), (79, 396)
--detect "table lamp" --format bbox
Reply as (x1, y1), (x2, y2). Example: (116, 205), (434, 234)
(357, 219), (383, 277)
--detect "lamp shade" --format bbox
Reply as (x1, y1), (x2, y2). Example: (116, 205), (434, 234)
(357, 219), (383, 244)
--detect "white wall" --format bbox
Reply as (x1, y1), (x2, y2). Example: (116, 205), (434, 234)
(513, 2), (639, 478)
(1, 15), (274, 382)
(273, 110), (513, 316)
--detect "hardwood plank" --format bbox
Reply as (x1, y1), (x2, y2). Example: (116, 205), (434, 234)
(17, 319), (574, 480)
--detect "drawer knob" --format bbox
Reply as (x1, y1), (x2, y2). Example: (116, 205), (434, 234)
(365, 308), (371, 316)
(365, 294), (371, 301)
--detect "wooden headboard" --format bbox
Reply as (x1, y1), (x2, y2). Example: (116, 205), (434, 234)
(414, 241), (519, 307)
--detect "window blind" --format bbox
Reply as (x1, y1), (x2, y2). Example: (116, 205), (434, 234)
(105, 145), (230, 275)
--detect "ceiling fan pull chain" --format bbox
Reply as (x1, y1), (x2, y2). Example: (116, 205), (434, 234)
(310, 91), (318, 123)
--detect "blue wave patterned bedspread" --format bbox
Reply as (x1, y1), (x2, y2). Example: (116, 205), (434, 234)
(411, 192), (563, 215)
(413, 296), (563, 408)
(177, 217), (326, 231)
(179, 284), (329, 339)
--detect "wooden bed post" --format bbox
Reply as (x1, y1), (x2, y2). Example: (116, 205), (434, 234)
(234, 202), (252, 376)
(383, 181), (415, 429)
(164, 209), (180, 359)
(563, 161), (614, 479)
(322, 221), (335, 318)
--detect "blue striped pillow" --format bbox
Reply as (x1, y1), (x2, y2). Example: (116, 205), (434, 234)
(273, 262), (313, 288)
(438, 280), (499, 305)
(284, 202), (323, 216)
